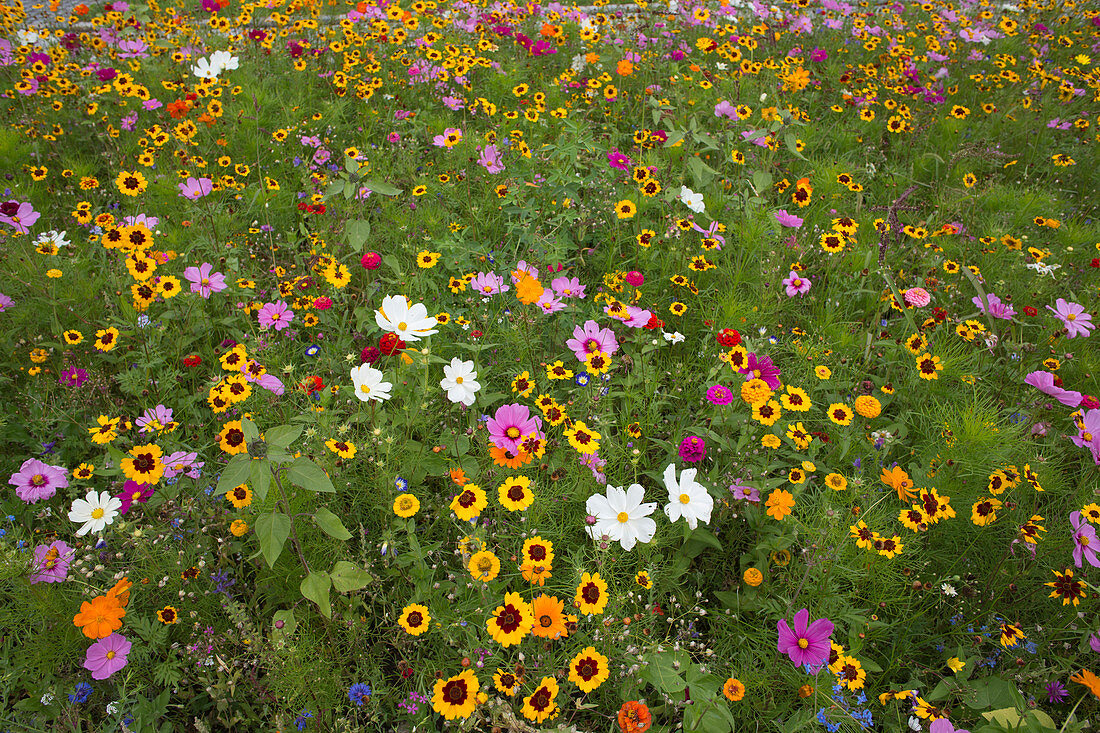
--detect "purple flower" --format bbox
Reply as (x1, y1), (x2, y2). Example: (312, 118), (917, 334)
(679, 436), (706, 463)
(774, 209), (804, 228)
(972, 293), (1015, 320)
(1024, 370), (1082, 407)
(739, 353), (782, 390)
(1090, 632), (1100, 653)
(115, 479), (154, 514)
(1046, 681), (1068, 703)
(9, 457), (68, 503)
(1071, 512), (1100, 568)
(0, 292), (13, 311)
(550, 276), (586, 299)
(477, 144), (505, 174)
(83, 633), (131, 680)
(258, 300), (294, 331)
(730, 484), (760, 503)
(30, 540), (72, 584)
(536, 292), (566, 314)
(162, 450), (203, 480)
(136, 404), (175, 434)
(59, 367), (88, 387)
(783, 270), (811, 297)
(1070, 409), (1100, 456)
(469, 271), (507, 296)
(178, 176), (213, 200)
(487, 403), (543, 454)
(182, 262), (227, 299)
(1048, 298), (1094, 338)
(566, 320), (619, 363)
(777, 608), (834, 667)
(0, 201), (40, 234)
(714, 100), (737, 120)
(706, 384), (734, 405)
(810, 47), (829, 62)
(930, 720), (969, 733)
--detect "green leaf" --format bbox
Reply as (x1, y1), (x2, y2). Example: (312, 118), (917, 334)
(687, 156), (719, 188)
(216, 454), (253, 496)
(241, 417), (259, 443)
(330, 560), (372, 592)
(784, 133), (807, 161)
(312, 507), (352, 540)
(686, 527), (723, 551)
(359, 178), (402, 196)
(346, 219), (371, 252)
(272, 609), (297, 637)
(266, 424), (303, 449)
(324, 180), (344, 199)
(255, 511), (292, 568)
(287, 456), (335, 493)
(638, 652), (688, 694)
(300, 571), (332, 618)
(250, 458), (271, 502)
(344, 155), (359, 175)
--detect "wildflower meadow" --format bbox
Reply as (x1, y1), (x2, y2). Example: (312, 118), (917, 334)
(2, 0), (1100, 729)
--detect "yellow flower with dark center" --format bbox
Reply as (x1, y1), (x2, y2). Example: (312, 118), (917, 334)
(417, 250), (440, 268)
(121, 444), (165, 485)
(1046, 569), (1086, 606)
(63, 330), (84, 345)
(399, 603), (431, 636)
(564, 421), (601, 455)
(575, 572), (608, 615)
(156, 606), (179, 625)
(780, 386), (811, 412)
(226, 484), (252, 509)
(827, 403), (854, 426)
(216, 421), (248, 456)
(486, 592), (534, 647)
(497, 476), (534, 511)
(325, 439), (356, 459)
(115, 170), (148, 196)
(450, 484), (487, 521)
(915, 353), (943, 380)
(468, 550), (501, 582)
(432, 670), (478, 720)
(568, 647), (609, 692)
(494, 668), (522, 696)
(521, 676), (559, 723)
(615, 199), (637, 219)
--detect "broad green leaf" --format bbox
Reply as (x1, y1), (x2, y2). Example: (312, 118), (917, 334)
(324, 180), (344, 199)
(784, 133), (807, 160)
(330, 561), (372, 592)
(265, 424), (303, 450)
(346, 219), (371, 252)
(358, 178), (402, 196)
(300, 571), (332, 618)
(255, 511), (292, 568)
(686, 527), (723, 551)
(638, 652), (688, 694)
(312, 507), (351, 540)
(287, 456), (335, 493)
(241, 417), (259, 443)
(272, 609), (297, 637)
(249, 458), (271, 502)
(216, 454), (253, 495)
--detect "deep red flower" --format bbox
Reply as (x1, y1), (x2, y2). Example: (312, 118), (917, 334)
(360, 251), (381, 270)
(299, 375), (324, 395)
(1091, 258), (1099, 268)
(645, 314), (664, 330)
(183, 354), (202, 367)
(716, 328), (741, 347)
(379, 333), (405, 355)
(359, 346), (379, 364)
(1024, 306), (1038, 317)
(932, 307), (948, 323)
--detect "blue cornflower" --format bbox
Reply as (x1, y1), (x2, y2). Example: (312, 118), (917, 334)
(68, 683), (92, 704)
(294, 710), (314, 731)
(348, 683), (372, 706)
(574, 372), (590, 386)
(305, 344), (320, 357)
(395, 477), (409, 491)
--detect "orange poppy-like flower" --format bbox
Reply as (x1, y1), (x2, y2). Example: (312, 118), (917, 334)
(618, 701), (652, 733)
(449, 467), (468, 486)
(1071, 669), (1100, 699)
(106, 576), (133, 608)
(881, 465), (917, 502)
(73, 595), (126, 639)
(489, 444), (533, 469)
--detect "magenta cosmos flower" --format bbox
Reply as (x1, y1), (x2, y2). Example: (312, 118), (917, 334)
(30, 539), (73, 584)
(0, 200), (40, 234)
(774, 210), (804, 228)
(739, 353), (782, 390)
(972, 293), (1015, 320)
(1024, 370), (1082, 408)
(566, 320), (619, 363)
(183, 262), (227, 299)
(258, 300), (294, 331)
(783, 271), (811, 297)
(777, 608), (834, 667)
(84, 633), (131, 680)
(115, 480), (155, 514)
(607, 148), (631, 171)
(1072, 512), (1100, 568)
(487, 403), (543, 454)
(1048, 298), (1094, 338)
(9, 457), (68, 504)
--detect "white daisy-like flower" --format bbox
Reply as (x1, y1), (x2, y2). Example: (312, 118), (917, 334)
(439, 357), (480, 406)
(350, 365), (393, 403)
(586, 484), (657, 551)
(191, 56), (219, 80)
(679, 186), (705, 214)
(662, 463), (713, 530)
(375, 294), (438, 342)
(68, 490), (123, 536)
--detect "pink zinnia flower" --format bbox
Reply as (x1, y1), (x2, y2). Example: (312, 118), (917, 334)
(30, 540), (72, 584)
(783, 271), (811, 297)
(182, 262), (227, 299)
(623, 271), (644, 287)
(83, 633), (131, 680)
(1048, 298), (1094, 338)
(566, 320), (619, 363)
(360, 251), (382, 269)
(904, 287), (931, 307)
(679, 436), (706, 462)
(258, 300), (294, 331)
(9, 458), (68, 504)
(706, 385), (734, 405)
(487, 403), (543, 454)
(777, 608), (834, 667)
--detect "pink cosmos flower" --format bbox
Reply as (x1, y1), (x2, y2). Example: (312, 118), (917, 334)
(136, 404), (175, 434)
(1071, 512), (1100, 568)
(470, 271), (507, 296)
(84, 633), (131, 680)
(566, 320), (619, 363)
(182, 262), (227, 299)
(487, 403), (543, 454)
(930, 720), (969, 733)
(620, 306), (653, 329)
(478, 144), (505, 174)
(162, 451), (203, 480)
(904, 287), (931, 307)
(431, 127), (462, 147)
(972, 293), (1015, 320)
(777, 608), (834, 666)
(115, 480), (154, 514)
(783, 271), (811, 297)
(178, 176), (213, 200)
(714, 100), (737, 120)
(1024, 371), (1082, 407)
(551, 276), (586, 299)
(536, 292), (566, 314)
(30, 540), (72, 584)
(607, 148), (631, 171)
(0, 201), (40, 234)
(774, 209), (804, 228)
(1048, 298), (1094, 338)
(258, 300), (294, 331)
(510, 261), (540, 283)
(9, 458), (68, 504)
(1071, 409), (1100, 461)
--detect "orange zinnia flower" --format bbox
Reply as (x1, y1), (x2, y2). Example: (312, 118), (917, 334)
(514, 273), (544, 306)
(618, 701), (652, 733)
(73, 595), (126, 639)
(1071, 669), (1100, 699)
(881, 465), (917, 502)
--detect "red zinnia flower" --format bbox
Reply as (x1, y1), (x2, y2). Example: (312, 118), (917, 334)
(1024, 306), (1038, 317)
(379, 333), (405, 355)
(716, 328), (741, 347)
(183, 354), (201, 367)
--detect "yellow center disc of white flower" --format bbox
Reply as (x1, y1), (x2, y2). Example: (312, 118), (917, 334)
(359, 385), (371, 394)
(617, 511), (629, 523)
(455, 377), (464, 384)
(679, 493), (690, 504)
(91, 508), (104, 519)
(398, 321), (408, 330)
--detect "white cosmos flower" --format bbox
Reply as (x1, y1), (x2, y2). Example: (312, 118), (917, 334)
(350, 364), (392, 403)
(191, 56), (219, 80)
(375, 294), (438, 342)
(68, 490), (123, 536)
(662, 463), (713, 529)
(440, 357), (480, 406)
(586, 484), (657, 551)
(209, 50), (239, 74)
(679, 186), (705, 214)
(662, 330), (685, 344)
